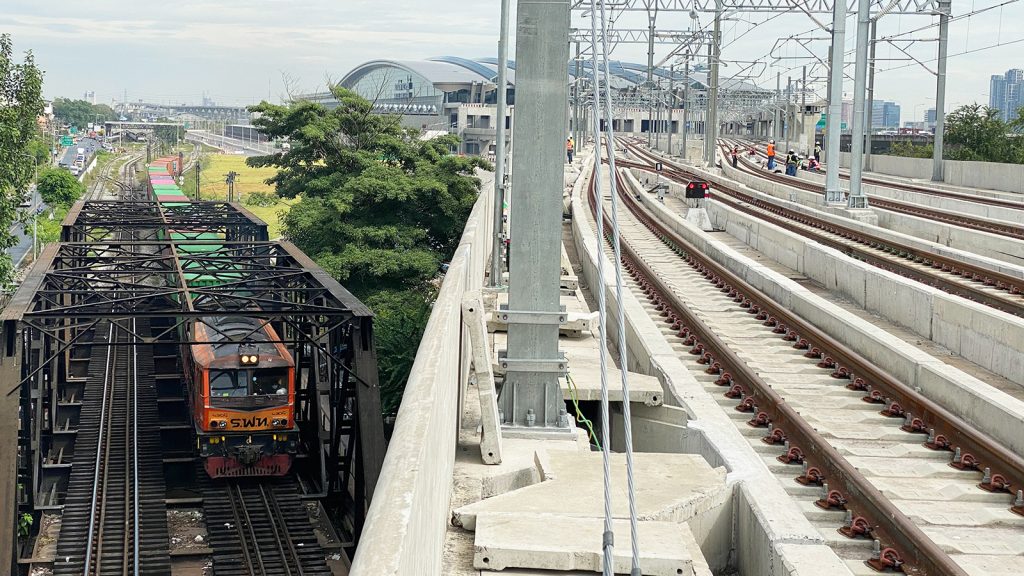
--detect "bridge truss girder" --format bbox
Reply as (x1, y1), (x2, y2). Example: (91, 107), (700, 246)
(571, 0), (941, 15)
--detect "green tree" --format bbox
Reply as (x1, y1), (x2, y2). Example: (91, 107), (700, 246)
(52, 97), (116, 131)
(942, 104), (1014, 162)
(247, 86), (490, 412)
(0, 34), (45, 285)
(37, 167), (85, 208)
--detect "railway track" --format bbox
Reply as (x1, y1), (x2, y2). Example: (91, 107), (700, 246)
(204, 479), (332, 576)
(582, 156), (1024, 575)
(53, 319), (171, 575)
(618, 141), (1024, 319)
(721, 137), (1024, 238)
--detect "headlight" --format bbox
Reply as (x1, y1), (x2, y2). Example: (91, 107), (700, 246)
(272, 418), (288, 428)
(211, 420), (227, 429)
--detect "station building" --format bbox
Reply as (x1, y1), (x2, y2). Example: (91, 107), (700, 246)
(300, 56), (774, 157)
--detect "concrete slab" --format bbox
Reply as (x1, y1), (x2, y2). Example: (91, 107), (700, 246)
(452, 451), (728, 531)
(473, 514), (693, 575)
(565, 359), (665, 406)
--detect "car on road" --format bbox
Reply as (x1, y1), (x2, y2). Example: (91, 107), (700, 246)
(19, 194), (31, 208)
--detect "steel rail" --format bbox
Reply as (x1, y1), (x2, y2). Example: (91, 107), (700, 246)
(621, 142), (1024, 318)
(585, 159), (1024, 574)
(725, 136), (1024, 211)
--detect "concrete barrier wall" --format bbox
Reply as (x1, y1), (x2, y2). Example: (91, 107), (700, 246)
(349, 171), (494, 576)
(622, 170), (1024, 455)
(699, 160), (1024, 280)
(839, 151), (1024, 196)
(570, 162), (852, 576)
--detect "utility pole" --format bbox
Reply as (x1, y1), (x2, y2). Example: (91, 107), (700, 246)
(574, 41), (581, 150)
(848, 0), (872, 208)
(932, 0), (951, 181)
(668, 64), (675, 156)
(801, 66), (807, 151)
(775, 72), (781, 140)
(195, 162), (202, 200)
(502, 0), (570, 432)
(682, 58), (689, 160)
(225, 171), (237, 202)
(784, 77), (792, 155)
(647, 11), (655, 148)
(824, 0), (848, 203)
(864, 19), (877, 171)
(704, 1), (721, 165)
(490, 0), (511, 287)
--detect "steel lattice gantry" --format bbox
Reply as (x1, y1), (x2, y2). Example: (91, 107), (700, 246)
(570, 0), (941, 14)
(0, 200), (387, 571)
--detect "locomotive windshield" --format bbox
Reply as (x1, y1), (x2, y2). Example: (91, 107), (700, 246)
(210, 368), (290, 408)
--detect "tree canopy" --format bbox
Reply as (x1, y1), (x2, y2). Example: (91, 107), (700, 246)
(248, 86), (489, 296)
(247, 86), (490, 413)
(0, 34), (44, 285)
(889, 103), (1024, 163)
(52, 97), (116, 131)
(37, 167), (84, 208)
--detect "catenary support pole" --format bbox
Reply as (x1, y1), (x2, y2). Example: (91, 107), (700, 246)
(775, 72), (781, 140)
(704, 1), (721, 165)
(847, 0), (871, 208)
(574, 41), (581, 153)
(864, 19), (877, 171)
(824, 0), (847, 203)
(668, 64), (675, 156)
(784, 77), (792, 154)
(502, 0), (570, 430)
(932, 0), (950, 182)
(489, 0), (511, 287)
(801, 65), (807, 150)
(682, 58), (689, 159)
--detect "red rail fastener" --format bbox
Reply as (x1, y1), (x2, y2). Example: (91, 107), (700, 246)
(714, 372), (733, 386)
(925, 430), (951, 451)
(698, 352), (713, 365)
(755, 310), (768, 320)
(863, 390), (886, 404)
(866, 542), (904, 573)
(814, 488), (847, 510)
(724, 384), (743, 399)
(688, 342), (703, 355)
(796, 465), (825, 486)
(950, 448), (980, 471)
(778, 446), (805, 465)
(706, 361), (722, 375)
(881, 402), (905, 418)
(746, 411), (770, 427)
(763, 316), (777, 327)
(793, 338), (809, 350)
(735, 398), (756, 413)
(900, 414), (928, 434)
(761, 427), (787, 445)
(817, 356), (836, 369)
(838, 514), (873, 539)
(978, 468), (1011, 493)
(847, 377), (868, 391)
(804, 347), (822, 359)
(783, 330), (798, 342)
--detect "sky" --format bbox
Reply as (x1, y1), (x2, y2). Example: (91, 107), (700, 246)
(2, 0), (1023, 122)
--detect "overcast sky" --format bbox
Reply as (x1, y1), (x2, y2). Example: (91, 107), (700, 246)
(3, 1), (1023, 122)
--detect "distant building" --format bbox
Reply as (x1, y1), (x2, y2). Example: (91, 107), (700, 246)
(924, 107), (936, 129)
(989, 69), (1024, 121)
(84, 90), (96, 104)
(871, 100), (901, 129)
(840, 100), (854, 126)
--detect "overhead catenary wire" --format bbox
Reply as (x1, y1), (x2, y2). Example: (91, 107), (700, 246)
(587, 0), (643, 574)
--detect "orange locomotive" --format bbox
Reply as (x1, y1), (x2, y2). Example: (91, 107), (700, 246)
(184, 316), (298, 478)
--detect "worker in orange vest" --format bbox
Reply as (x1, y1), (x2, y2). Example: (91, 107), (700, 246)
(766, 140), (776, 170)
(566, 137), (575, 164)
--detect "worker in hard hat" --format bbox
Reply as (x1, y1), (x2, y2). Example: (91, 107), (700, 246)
(766, 140), (776, 170)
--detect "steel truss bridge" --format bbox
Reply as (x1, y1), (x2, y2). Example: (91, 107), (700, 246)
(0, 197), (387, 569)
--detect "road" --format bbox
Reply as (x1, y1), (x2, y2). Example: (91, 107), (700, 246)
(59, 136), (101, 171)
(9, 186), (45, 268)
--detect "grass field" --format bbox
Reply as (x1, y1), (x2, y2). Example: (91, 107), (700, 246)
(184, 154), (296, 238)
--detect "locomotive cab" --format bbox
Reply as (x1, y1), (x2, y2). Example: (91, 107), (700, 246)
(186, 317), (298, 477)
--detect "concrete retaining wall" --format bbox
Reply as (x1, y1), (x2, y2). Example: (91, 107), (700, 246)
(839, 151), (1024, 196)
(349, 171), (494, 576)
(570, 163), (852, 576)
(622, 169), (1024, 455)
(872, 208), (1024, 267)
(691, 159), (1024, 281)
